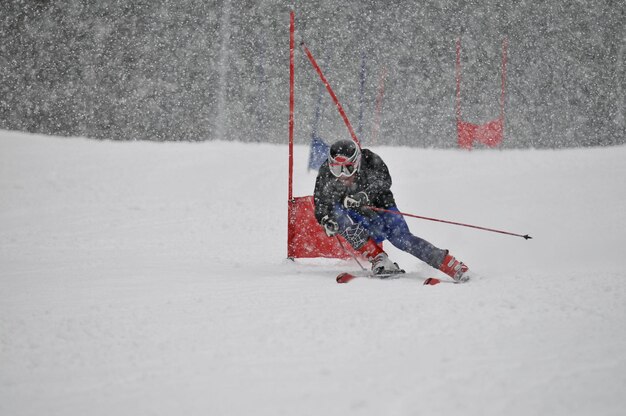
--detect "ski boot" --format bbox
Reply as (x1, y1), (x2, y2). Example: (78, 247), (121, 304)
(439, 252), (470, 283)
(358, 239), (404, 277)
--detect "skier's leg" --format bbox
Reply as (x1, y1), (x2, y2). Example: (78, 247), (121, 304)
(375, 206), (470, 280)
(377, 207), (447, 268)
(332, 205), (402, 274)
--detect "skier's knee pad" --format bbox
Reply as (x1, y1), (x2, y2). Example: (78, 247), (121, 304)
(342, 222), (369, 250)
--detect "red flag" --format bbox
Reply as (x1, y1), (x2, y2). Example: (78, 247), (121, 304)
(457, 119), (503, 149)
(288, 196), (365, 259)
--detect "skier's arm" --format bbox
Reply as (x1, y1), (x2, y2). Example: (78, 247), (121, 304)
(362, 152), (392, 202)
(313, 164), (335, 223)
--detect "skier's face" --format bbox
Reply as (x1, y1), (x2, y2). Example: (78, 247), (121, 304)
(329, 157), (359, 178)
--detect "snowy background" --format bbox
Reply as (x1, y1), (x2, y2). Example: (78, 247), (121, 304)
(1, 130), (625, 415)
(1, 0), (624, 147)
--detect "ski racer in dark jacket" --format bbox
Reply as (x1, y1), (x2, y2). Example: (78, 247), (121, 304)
(314, 139), (470, 282)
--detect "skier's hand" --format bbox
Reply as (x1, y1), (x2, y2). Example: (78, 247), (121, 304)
(321, 215), (339, 237)
(343, 192), (369, 209)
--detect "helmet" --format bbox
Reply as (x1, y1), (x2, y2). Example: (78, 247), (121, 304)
(328, 140), (361, 178)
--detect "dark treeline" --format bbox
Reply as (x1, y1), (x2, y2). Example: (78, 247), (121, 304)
(1, 0), (624, 147)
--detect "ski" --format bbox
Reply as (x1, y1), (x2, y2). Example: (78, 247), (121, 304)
(336, 271), (458, 285)
(336, 270), (404, 283)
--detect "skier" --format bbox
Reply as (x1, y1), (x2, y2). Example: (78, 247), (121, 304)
(314, 139), (471, 282)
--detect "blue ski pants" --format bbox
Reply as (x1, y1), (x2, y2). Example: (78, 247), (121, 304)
(334, 204), (446, 269)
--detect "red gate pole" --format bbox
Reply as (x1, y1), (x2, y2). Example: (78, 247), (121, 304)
(370, 66), (388, 146)
(287, 10), (295, 259)
(301, 42), (362, 149)
(500, 37), (508, 124)
(455, 37), (463, 128)
(288, 10), (295, 202)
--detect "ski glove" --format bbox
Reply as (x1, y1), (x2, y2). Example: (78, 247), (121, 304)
(321, 214), (339, 237)
(343, 191), (370, 209)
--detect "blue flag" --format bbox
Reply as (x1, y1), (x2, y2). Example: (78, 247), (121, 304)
(308, 134), (329, 171)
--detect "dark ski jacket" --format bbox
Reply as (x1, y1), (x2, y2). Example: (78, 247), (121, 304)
(314, 149), (396, 223)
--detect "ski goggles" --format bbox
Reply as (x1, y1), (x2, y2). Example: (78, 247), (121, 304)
(329, 154), (361, 177)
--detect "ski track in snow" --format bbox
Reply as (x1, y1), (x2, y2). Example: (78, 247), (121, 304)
(1, 131), (625, 416)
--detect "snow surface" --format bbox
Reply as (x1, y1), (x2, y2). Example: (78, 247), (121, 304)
(1, 131), (625, 416)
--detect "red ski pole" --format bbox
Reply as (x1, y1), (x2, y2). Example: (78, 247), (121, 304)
(366, 206), (532, 240)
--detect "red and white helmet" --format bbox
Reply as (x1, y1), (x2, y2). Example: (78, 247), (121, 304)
(328, 140), (361, 178)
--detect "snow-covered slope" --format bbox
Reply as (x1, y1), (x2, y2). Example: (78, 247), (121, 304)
(1, 131), (625, 416)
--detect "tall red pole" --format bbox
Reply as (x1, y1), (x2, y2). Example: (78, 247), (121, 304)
(288, 10), (294, 202)
(500, 37), (508, 122)
(370, 66), (388, 146)
(287, 10), (295, 259)
(455, 37), (462, 125)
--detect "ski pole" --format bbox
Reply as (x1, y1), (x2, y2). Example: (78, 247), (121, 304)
(366, 206), (532, 240)
(335, 235), (368, 271)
